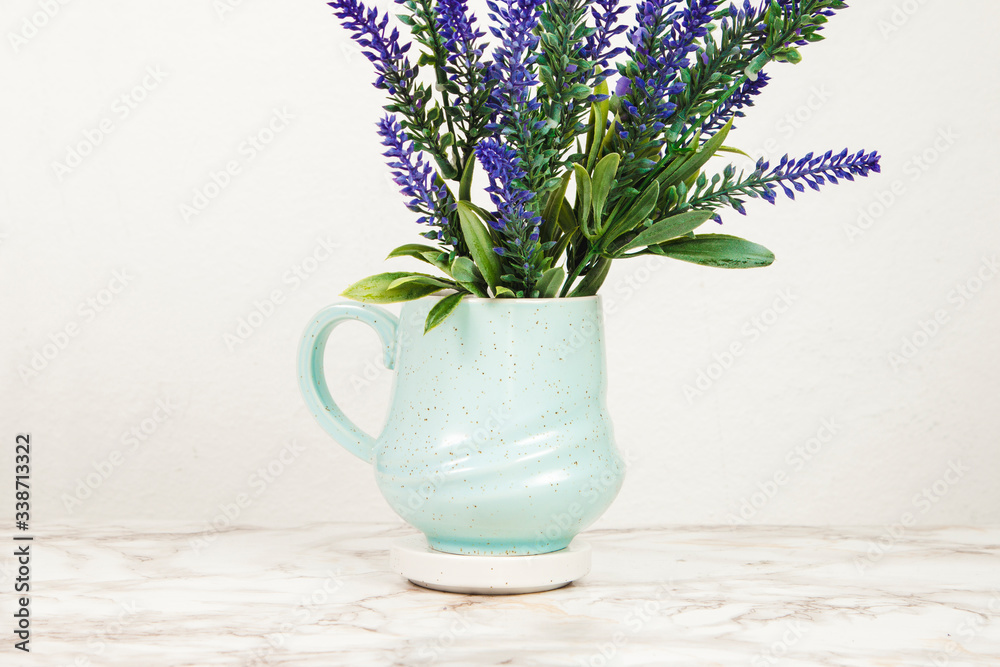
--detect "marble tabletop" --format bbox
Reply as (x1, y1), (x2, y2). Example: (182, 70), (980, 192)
(9, 522), (1000, 666)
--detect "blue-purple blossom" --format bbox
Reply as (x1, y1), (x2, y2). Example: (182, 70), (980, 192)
(702, 71), (771, 136)
(437, 0), (487, 93)
(327, 0), (414, 95)
(484, 0), (546, 135)
(377, 115), (457, 246)
(753, 149), (882, 206)
(724, 0), (768, 34)
(474, 138), (544, 283)
(617, 0), (719, 153)
(615, 75), (632, 96)
(684, 147), (881, 221)
(583, 0), (629, 77)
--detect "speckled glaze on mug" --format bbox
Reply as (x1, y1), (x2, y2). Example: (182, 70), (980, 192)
(298, 296), (625, 555)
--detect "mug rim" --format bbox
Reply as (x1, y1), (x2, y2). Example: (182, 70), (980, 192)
(419, 294), (601, 303)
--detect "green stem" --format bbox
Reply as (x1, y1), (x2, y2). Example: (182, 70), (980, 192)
(559, 248), (595, 298)
(414, 0), (461, 175)
(439, 89), (461, 173)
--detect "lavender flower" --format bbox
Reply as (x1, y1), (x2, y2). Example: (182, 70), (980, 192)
(584, 0), (629, 77)
(754, 149), (882, 204)
(377, 115), (457, 247)
(687, 147), (881, 220)
(674, 0), (718, 48)
(724, 0), (769, 40)
(437, 0), (491, 160)
(484, 0), (546, 135)
(702, 71), (771, 137)
(327, 0), (414, 95)
(617, 0), (718, 155)
(438, 0), (486, 84)
(680, 147), (881, 222)
(474, 138), (544, 288)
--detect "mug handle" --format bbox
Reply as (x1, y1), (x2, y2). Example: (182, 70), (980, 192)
(297, 303), (399, 463)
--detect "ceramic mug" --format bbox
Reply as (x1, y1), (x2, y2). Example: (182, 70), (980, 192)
(298, 295), (625, 555)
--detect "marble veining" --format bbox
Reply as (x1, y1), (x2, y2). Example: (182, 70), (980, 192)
(8, 522), (1000, 666)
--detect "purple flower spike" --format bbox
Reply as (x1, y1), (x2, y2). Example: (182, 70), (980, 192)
(327, 0), (414, 95)
(377, 115), (457, 247)
(584, 0), (629, 73)
(437, 0), (487, 92)
(618, 0), (719, 152)
(484, 0), (546, 133)
(474, 138), (544, 289)
(754, 149), (882, 204)
(703, 72), (771, 137)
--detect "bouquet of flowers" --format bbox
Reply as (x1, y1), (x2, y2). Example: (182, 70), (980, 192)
(328, 0), (880, 331)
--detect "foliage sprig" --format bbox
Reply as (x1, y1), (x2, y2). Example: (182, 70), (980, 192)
(328, 0), (879, 332)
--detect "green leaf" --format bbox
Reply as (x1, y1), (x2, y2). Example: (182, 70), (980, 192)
(590, 153), (620, 235)
(557, 197), (578, 234)
(541, 170), (573, 242)
(573, 163), (594, 238)
(433, 154), (458, 180)
(551, 228), (577, 264)
(669, 119), (733, 188)
(684, 168), (701, 190)
(536, 266), (566, 298)
(566, 83), (592, 99)
(461, 200), (495, 223)
(456, 201), (501, 290)
(570, 258), (611, 297)
(586, 77), (610, 171)
(538, 67), (559, 97)
(600, 117), (619, 154)
(620, 210), (716, 253)
(773, 47), (802, 64)
(342, 272), (446, 303)
(494, 285), (516, 298)
(387, 273), (456, 291)
(459, 155), (475, 202)
(386, 243), (441, 260)
(600, 180), (660, 251)
(717, 145), (752, 158)
(386, 243), (450, 272)
(459, 281), (488, 298)
(651, 137), (698, 190)
(450, 256), (482, 283)
(652, 234), (776, 268)
(424, 292), (464, 333)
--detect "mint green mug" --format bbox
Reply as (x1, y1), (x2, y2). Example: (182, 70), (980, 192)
(298, 296), (625, 555)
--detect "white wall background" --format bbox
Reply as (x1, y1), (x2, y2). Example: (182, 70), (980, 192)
(2, 0), (998, 531)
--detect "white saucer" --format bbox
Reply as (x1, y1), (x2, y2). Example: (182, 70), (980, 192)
(389, 534), (591, 595)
